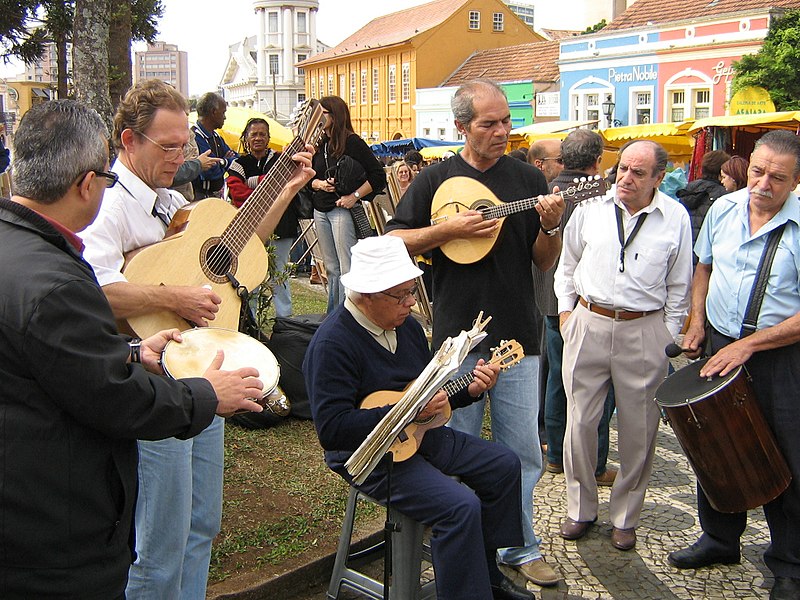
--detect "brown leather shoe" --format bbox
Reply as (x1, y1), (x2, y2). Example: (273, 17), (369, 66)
(545, 462), (563, 474)
(611, 527), (636, 551)
(514, 557), (560, 586)
(595, 467), (618, 487)
(559, 517), (596, 540)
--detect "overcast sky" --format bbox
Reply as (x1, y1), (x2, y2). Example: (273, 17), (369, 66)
(150, 0), (433, 96)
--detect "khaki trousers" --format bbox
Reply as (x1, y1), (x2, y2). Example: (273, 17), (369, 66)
(561, 302), (672, 529)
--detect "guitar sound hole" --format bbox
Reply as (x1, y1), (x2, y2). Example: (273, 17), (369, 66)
(200, 238), (238, 284)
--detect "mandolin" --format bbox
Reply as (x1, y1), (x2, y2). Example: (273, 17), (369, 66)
(359, 339), (524, 461)
(430, 175), (609, 264)
(121, 100), (326, 338)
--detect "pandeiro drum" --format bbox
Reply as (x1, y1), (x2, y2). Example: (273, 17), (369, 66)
(161, 327), (289, 416)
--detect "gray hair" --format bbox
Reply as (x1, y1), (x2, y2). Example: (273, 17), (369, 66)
(12, 100), (108, 205)
(754, 130), (800, 175)
(618, 139), (668, 175)
(196, 92), (226, 118)
(451, 80), (506, 127)
(561, 129), (604, 171)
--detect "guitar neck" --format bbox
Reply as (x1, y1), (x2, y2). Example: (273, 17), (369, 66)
(481, 195), (540, 220)
(220, 136), (306, 254)
(441, 373), (475, 398)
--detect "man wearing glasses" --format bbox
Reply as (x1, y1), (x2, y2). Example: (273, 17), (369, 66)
(80, 79), (313, 599)
(527, 139), (564, 184)
(304, 235), (535, 600)
(0, 99), (266, 598)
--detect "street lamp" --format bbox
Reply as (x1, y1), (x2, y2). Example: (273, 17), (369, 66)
(602, 95), (622, 127)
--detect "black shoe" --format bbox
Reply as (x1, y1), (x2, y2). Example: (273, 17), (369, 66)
(667, 535), (740, 569)
(491, 574), (536, 600)
(771, 577), (800, 600)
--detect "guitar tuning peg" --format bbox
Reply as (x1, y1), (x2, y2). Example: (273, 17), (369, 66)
(572, 178), (580, 184)
(579, 176), (587, 182)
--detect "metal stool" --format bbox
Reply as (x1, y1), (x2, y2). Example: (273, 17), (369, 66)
(327, 487), (437, 600)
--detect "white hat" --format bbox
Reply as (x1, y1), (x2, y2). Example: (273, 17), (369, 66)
(340, 236), (423, 294)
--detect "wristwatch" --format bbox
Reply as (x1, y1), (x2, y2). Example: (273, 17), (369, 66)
(541, 224), (560, 236)
(129, 338), (142, 363)
(353, 190), (361, 200)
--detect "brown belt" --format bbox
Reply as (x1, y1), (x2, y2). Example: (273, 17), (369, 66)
(579, 297), (653, 321)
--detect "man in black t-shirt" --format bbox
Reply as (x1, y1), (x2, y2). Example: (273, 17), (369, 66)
(386, 79), (565, 590)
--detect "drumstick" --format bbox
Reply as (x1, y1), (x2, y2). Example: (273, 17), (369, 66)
(665, 343), (692, 358)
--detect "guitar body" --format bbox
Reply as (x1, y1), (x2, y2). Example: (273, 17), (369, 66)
(431, 177), (505, 265)
(360, 387), (452, 462)
(122, 198), (268, 338)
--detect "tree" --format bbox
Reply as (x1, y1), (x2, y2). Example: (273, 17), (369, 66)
(73, 0), (112, 127)
(0, 0), (48, 65)
(581, 19), (607, 35)
(732, 9), (800, 111)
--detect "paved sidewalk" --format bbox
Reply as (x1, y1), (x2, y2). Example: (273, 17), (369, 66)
(241, 416), (773, 600)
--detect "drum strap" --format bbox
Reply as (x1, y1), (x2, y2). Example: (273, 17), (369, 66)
(740, 223), (786, 338)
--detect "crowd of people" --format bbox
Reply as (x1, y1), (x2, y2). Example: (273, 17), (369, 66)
(1, 77), (799, 600)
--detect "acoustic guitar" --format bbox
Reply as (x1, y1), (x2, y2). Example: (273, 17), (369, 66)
(430, 175), (610, 264)
(121, 100), (326, 338)
(359, 339), (524, 461)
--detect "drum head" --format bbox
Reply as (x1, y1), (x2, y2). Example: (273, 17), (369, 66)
(655, 358), (741, 407)
(162, 327), (280, 395)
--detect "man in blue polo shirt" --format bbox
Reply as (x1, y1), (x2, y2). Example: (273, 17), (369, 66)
(668, 130), (800, 600)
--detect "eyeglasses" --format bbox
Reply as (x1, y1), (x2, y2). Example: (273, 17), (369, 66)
(92, 170), (119, 188)
(136, 131), (186, 161)
(379, 284), (418, 305)
(77, 169), (119, 188)
(542, 156), (563, 164)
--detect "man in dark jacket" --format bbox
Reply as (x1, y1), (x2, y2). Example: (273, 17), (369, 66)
(0, 99), (265, 599)
(677, 149), (730, 253)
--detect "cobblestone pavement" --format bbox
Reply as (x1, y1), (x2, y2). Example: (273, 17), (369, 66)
(285, 417), (773, 600)
(519, 417), (772, 599)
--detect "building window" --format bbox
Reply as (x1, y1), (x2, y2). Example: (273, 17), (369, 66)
(310, 78), (316, 97)
(388, 64), (396, 103)
(469, 10), (480, 30)
(339, 74), (345, 96)
(328, 74), (334, 95)
(438, 128), (446, 140)
(571, 91), (601, 128)
(360, 69), (367, 104)
(632, 89), (652, 125)
(268, 11), (279, 33)
(350, 72), (356, 104)
(372, 67), (379, 103)
(298, 92), (306, 103)
(269, 54), (279, 76)
(297, 11), (307, 33)
(493, 12), (504, 32)
(401, 63), (410, 102)
(296, 54), (307, 75)
(319, 75), (325, 97)
(423, 127), (431, 136)
(695, 89), (711, 119)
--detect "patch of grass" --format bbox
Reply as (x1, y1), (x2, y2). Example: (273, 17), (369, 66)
(209, 280), (383, 584)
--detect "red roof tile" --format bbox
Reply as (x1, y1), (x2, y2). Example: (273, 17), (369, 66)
(442, 40), (560, 85)
(606, 0), (800, 30)
(299, 0), (470, 65)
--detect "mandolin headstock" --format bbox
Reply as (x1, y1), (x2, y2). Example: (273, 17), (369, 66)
(559, 175), (610, 205)
(288, 99), (327, 148)
(490, 339), (525, 371)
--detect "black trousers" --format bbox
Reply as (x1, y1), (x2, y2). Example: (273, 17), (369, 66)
(696, 328), (800, 578)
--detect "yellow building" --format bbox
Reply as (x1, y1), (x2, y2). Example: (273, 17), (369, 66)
(298, 0), (543, 141)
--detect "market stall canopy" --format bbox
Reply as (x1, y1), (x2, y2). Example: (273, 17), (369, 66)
(420, 145), (463, 159)
(510, 120), (598, 147)
(371, 137), (464, 158)
(188, 106), (294, 153)
(680, 111), (800, 134)
(600, 122), (694, 163)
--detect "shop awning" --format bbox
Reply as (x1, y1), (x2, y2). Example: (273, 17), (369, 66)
(680, 111), (800, 134)
(188, 106), (293, 153)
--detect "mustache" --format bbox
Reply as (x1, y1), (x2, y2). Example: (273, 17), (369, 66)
(752, 188), (774, 199)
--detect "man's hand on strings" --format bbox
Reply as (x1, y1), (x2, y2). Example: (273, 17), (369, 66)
(416, 390), (449, 421)
(467, 358), (500, 397)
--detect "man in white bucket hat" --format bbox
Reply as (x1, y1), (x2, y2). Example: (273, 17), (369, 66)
(304, 235), (534, 600)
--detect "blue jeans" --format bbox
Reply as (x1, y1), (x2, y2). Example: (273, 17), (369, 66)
(543, 316), (615, 474)
(126, 416), (224, 600)
(268, 236), (294, 318)
(314, 207), (357, 313)
(448, 353), (543, 565)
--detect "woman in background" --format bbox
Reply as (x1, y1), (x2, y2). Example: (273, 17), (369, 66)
(720, 155), (749, 193)
(393, 160), (414, 198)
(309, 96), (386, 312)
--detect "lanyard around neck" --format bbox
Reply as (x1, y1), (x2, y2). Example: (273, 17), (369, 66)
(615, 204), (648, 273)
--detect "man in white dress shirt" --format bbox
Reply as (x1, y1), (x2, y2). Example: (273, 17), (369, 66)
(80, 79), (313, 599)
(554, 140), (693, 551)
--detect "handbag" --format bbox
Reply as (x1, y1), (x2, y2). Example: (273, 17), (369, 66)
(334, 155), (375, 239)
